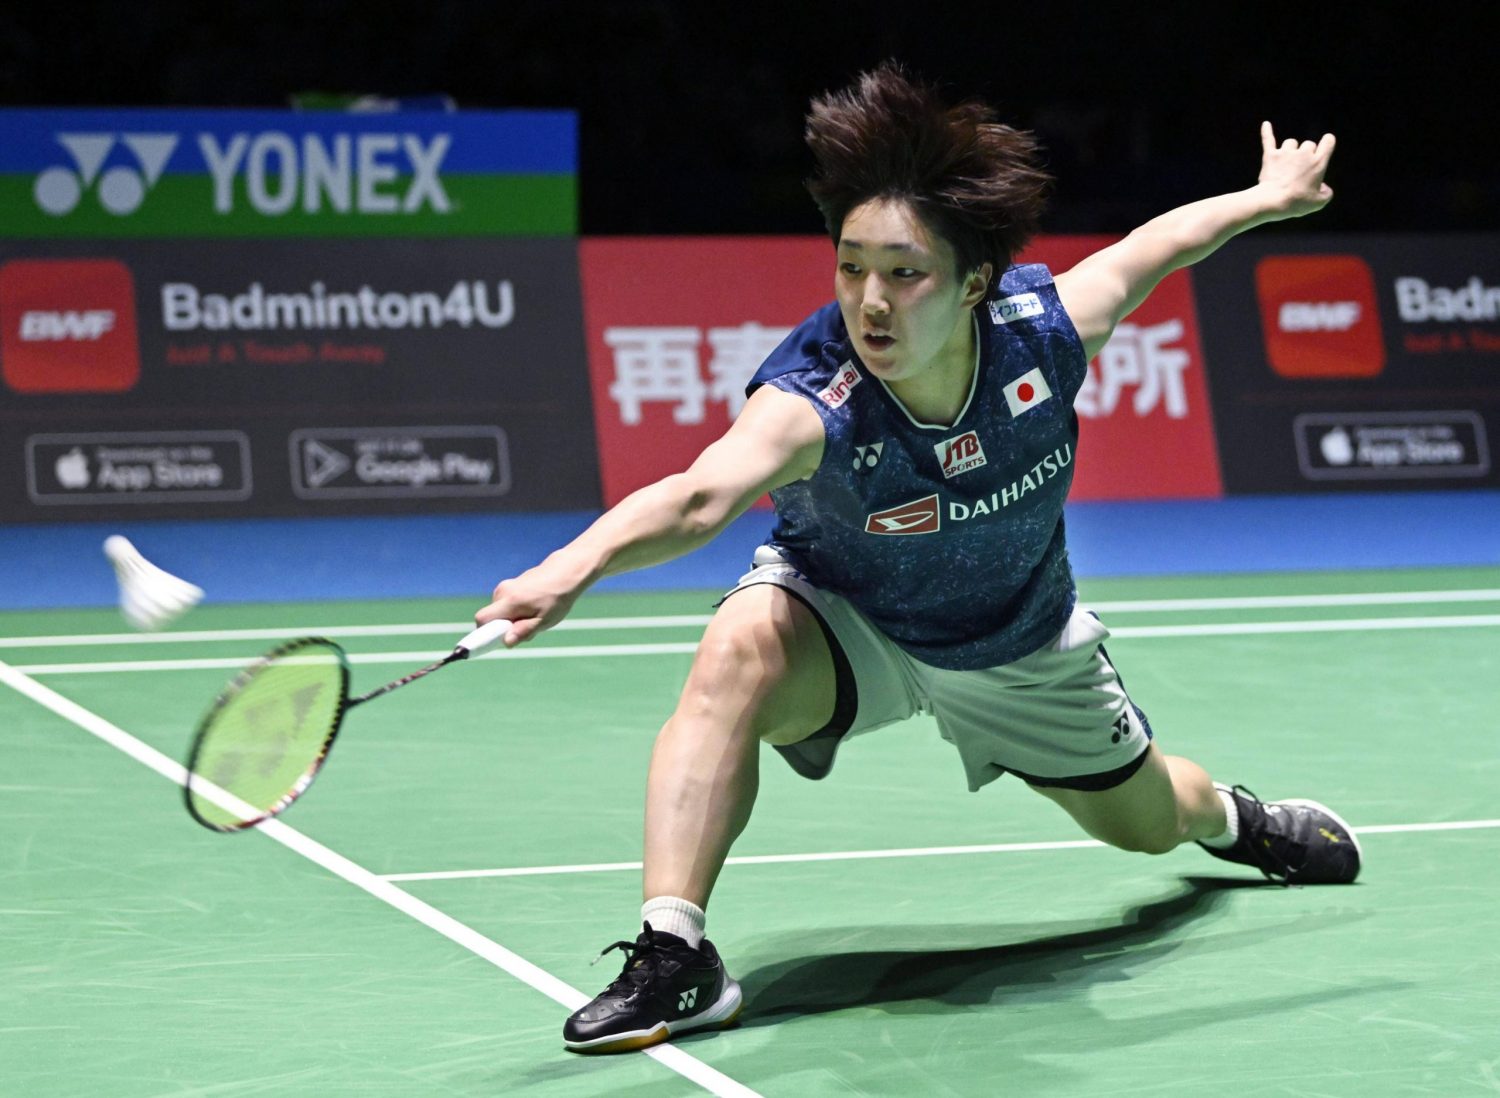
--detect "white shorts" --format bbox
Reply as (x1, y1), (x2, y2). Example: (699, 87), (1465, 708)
(721, 548), (1153, 792)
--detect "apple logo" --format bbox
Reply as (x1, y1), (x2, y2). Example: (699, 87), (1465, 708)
(1320, 427), (1354, 466)
(55, 447), (91, 489)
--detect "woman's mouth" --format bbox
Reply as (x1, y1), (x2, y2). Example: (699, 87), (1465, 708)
(863, 332), (895, 353)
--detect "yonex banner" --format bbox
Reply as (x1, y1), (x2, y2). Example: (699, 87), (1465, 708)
(0, 238), (598, 520)
(0, 108), (576, 237)
(580, 235), (1222, 507)
(1194, 234), (1500, 493)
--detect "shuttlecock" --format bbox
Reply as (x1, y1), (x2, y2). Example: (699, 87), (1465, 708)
(103, 535), (204, 631)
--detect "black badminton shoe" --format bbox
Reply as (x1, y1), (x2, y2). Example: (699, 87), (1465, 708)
(564, 923), (743, 1053)
(1200, 784), (1362, 884)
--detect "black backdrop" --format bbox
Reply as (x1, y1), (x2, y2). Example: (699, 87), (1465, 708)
(2, 0), (1495, 237)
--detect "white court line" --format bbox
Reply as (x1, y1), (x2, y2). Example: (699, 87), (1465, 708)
(14, 612), (1500, 676)
(0, 615), (713, 649)
(1089, 589), (1500, 613)
(6, 588), (1500, 651)
(380, 821), (1500, 883)
(12, 643), (704, 676)
(0, 659), (762, 1098)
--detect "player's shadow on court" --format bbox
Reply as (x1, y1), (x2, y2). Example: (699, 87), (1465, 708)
(736, 875), (1383, 1028)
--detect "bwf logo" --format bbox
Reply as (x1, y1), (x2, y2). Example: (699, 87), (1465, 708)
(35, 133), (179, 216)
(0, 259), (141, 393)
(935, 431), (986, 478)
(1255, 255), (1386, 378)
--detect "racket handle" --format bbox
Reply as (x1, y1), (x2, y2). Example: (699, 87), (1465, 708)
(455, 619), (512, 658)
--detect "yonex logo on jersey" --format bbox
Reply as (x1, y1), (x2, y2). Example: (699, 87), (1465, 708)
(988, 292), (1044, 325)
(1003, 368), (1053, 417)
(35, 133), (180, 216)
(853, 442), (883, 471)
(865, 493), (940, 535)
(936, 431), (986, 478)
(817, 362), (862, 408)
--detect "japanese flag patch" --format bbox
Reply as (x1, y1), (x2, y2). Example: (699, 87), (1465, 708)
(1003, 367), (1053, 418)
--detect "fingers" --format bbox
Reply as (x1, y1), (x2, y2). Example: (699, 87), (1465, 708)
(474, 603), (539, 647)
(1261, 120), (1276, 154)
(1316, 131), (1337, 163)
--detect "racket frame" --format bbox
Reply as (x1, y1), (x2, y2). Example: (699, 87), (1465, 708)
(183, 636), (351, 833)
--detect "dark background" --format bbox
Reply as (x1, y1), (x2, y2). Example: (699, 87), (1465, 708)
(1, 0), (1495, 237)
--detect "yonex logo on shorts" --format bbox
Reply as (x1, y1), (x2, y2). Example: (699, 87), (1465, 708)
(935, 431), (986, 478)
(988, 292), (1044, 325)
(864, 493), (940, 535)
(1255, 255), (1386, 378)
(35, 133), (180, 216)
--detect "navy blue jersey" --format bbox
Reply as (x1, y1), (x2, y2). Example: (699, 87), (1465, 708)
(748, 264), (1089, 670)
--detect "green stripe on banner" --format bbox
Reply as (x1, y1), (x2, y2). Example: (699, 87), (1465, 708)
(0, 174), (576, 237)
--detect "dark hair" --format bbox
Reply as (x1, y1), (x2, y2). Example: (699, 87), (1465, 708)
(804, 62), (1051, 284)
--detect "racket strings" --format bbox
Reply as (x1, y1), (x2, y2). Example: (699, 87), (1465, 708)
(185, 640), (348, 831)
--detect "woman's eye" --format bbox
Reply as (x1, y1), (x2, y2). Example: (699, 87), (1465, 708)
(840, 263), (862, 275)
(893, 267), (920, 278)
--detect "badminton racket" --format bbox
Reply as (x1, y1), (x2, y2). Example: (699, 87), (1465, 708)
(184, 619), (510, 832)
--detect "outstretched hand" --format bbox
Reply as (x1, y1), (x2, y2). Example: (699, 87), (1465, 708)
(475, 564), (582, 647)
(1256, 122), (1336, 221)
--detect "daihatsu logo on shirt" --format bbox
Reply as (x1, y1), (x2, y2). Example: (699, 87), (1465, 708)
(864, 493), (941, 535)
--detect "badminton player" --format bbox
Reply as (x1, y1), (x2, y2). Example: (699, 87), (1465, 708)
(476, 62), (1359, 1054)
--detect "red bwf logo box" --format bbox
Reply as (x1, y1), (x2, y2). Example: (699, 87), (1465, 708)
(0, 258), (140, 394)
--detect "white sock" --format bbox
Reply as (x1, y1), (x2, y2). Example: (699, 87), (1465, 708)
(1200, 784), (1242, 849)
(642, 896), (706, 950)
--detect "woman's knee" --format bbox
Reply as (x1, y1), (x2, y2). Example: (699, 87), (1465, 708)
(678, 587), (837, 742)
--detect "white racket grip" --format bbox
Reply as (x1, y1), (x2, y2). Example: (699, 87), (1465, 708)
(455, 619), (513, 658)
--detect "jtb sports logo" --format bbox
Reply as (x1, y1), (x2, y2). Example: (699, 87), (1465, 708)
(936, 431), (986, 478)
(0, 259), (140, 393)
(1254, 255), (1386, 378)
(864, 493), (940, 535)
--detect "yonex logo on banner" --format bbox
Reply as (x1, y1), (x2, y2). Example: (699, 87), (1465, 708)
(1254, 255), (1386, 379)
(0, 108), (578, 236)
(34, 131), (451, 218)
(34, 133), (179, 216)
(0, 259), (140, 394)
(196, 132), (452, 215)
